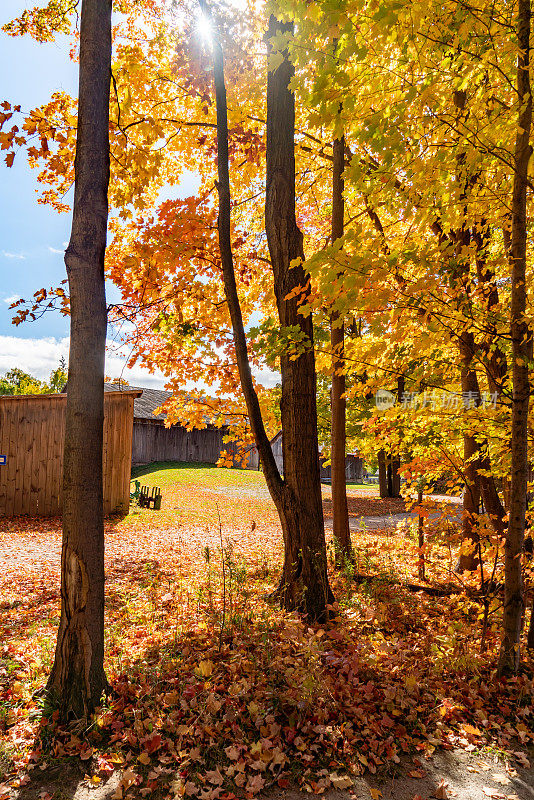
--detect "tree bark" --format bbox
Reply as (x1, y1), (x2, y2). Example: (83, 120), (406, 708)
(330, 132), (351, 565)
(498, 0), (533, 676)
(457, 332), (482, 572)
(417, 487), (425, 581)
(391, 377), (403, 497)
(378, 450), (387, 498)
(456, 331), (507, 570)
(528, 596), (534, 649)
(47, 0), (111, 718)
(265, 14), (332, 618)
(207, 8), (333, 621)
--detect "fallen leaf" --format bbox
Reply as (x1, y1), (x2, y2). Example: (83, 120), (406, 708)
(197, 660), (214, 678)
(329, 773), (353, 790)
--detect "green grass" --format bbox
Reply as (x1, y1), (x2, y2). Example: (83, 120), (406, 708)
(131, 461), (267, 489)
(131, 461), (372, 491)
(125, 462), (277, 528)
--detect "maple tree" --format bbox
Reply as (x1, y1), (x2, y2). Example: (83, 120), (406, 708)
(45, 0), (112, 718)
(498, 0), (532, 675)
(330, 126), (352, 564)
(205, 3), (333, 619)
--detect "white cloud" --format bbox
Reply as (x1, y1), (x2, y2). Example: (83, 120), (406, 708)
(2, 294), (20, 305)
(0, 335), (277, 394)
(0, 335), (69, 380)
(0, 335), (167, 388)
(2, 251), (25, 260)
(253, 365), (279, 388)
(48, 246), (64, 254)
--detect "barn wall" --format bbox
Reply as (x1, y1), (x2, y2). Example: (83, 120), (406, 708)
(271, 434), (284, 474)
(0, 392), (136, 517)
(320, 455), (364, 481)
(132, 420), (225, 465)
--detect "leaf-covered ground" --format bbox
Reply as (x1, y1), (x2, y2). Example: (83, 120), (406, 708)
(0, 464), (533, 800)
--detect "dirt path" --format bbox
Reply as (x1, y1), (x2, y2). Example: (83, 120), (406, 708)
(11, 748), (534, 800)
(324, 494), (463, 531)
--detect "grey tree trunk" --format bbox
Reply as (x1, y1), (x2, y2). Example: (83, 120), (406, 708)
(47, 0), (111, 718)
(498, 0), (533, 676)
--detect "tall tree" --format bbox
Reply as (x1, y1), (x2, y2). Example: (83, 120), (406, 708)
(330, 132), (352, 564)
(498, 0), (533, 676)
(264, 14), (332, 616)
(47, 0), (112, 716)
(205, 3), (332, 620)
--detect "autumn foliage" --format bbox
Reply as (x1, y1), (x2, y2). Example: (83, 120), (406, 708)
(1, 0), (534, 793)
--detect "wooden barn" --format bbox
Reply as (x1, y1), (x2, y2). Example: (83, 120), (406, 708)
(105, 384), (227, 466)
(243, 431), (364, 481)
(0, 389), (140, 517)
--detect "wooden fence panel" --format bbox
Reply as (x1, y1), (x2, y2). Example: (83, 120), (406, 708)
(132, 420), (225, 466)
(0, 391), (138, 517)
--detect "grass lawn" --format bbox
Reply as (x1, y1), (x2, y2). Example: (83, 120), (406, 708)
(127, 463), (402, 530)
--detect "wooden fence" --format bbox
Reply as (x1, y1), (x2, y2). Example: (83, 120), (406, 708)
(0, 390), (140, 517)
(132, 418), (225, 465)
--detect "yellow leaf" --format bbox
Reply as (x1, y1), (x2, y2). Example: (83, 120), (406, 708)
(405, 675), (417, 691)
(196, 659), (214, 677)
(462, 723), (482, 737)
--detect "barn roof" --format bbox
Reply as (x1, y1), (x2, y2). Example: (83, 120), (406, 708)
(104, 382), (170, 420)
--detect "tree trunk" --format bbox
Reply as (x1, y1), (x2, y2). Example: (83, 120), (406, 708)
(378, 450), (387, 498)
(207, 7), (333, 621)
(330, 132), (351, 565)
(47, 0), (111, 718)
(458, 432), (481, 571)
(457, 331), (507, 569)
(457, 332), (482, 571)
(528, 597), (534, 649)
(391, 459), (401, 497)
(265, 14), (332, 618)
(417, 488), (425, 581)
(389, 376), (404, 498)
(498, 0), (532, 676)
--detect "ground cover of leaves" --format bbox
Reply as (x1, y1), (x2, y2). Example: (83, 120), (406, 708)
(0, 465), (533, 800)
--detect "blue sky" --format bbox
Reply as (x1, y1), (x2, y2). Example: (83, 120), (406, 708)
(0, 1), (76, 344)
(0, 2), (178, 387)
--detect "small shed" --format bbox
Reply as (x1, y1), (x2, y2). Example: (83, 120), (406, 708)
(0, 390), (140, 517)
(104, 384), (227, 466)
